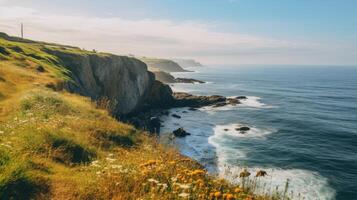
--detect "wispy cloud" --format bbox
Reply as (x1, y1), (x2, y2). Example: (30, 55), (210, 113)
(0, 5), (347, 65)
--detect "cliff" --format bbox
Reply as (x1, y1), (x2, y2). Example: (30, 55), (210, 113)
(0, 32), (173, 116)
(45, 49), (174, 115)
(139, 57), (189, 72)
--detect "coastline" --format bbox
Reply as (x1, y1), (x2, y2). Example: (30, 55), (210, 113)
(158, 68), (338, 200)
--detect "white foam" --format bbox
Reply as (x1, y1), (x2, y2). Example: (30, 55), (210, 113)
(238, 96), (271, 108)
(208, 123), (335, 200)
(199, 96), (273, 113)
(218, 165), (336, 200)
(213, 123), (274, 138)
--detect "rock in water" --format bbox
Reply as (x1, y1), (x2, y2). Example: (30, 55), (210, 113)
(227, 98), (240, 105)
(149, 117), (161, 133)
(236, 96), (247, 100)
(173, 128), (191, 137)
(172, 114), (181, 119)
(235, 126), (250, 133)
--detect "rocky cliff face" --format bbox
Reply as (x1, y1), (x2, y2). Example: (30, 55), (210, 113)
(45, 49), (174, 116)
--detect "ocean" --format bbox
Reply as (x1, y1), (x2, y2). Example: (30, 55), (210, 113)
(160, 65), (357, 200)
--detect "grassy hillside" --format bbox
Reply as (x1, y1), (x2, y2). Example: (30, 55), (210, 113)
(0, 34), (283, 200)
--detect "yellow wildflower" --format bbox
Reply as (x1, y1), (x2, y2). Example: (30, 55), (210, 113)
(226, 193), (234, 200)
(214, 191), (222, 198)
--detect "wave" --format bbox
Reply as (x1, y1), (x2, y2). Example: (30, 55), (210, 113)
(208, 123), (335, 200)
(218, 164), (336, 200)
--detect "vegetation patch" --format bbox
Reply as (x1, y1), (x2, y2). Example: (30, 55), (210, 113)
(45, 134), (96, 165)
(0, 46), (10, 56)
(0, 158), (49, 200)
(21, 93), (74, 116)
(91, 129), (135, 148)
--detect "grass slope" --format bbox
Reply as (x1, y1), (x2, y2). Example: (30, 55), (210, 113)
(0, 34), (285, 200)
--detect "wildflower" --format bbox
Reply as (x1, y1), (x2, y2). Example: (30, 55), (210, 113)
(111, 164), (122, 169)
(244, 195), (253, 200)
(255, 170), (267, 177)
(159, 183), (168, 190)
(226, 193), (234, 200)
(147, 178), (159, 184)
(178, 192), (190, 198)
(190, 169), (206, 176)
(234, 187), (242, 193)
(106, 158), (116, 163)
(140, 160), (159, 167)
(214, 191), (222, 198)
(177, 183), (191, 189)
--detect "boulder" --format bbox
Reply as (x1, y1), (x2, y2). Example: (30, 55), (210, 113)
(227, 98), (240, 105)
(188, 107), (198, 111)
(149, 117), (161, 133)
(235, 126), (250, 133)
(172, 114), (181, 119)
(173, 128), (191, 137)
(236, 96), (247, 100)
(212, 102), (227, 108)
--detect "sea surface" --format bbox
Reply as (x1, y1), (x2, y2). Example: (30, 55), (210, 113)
(160, 65), (357, 200)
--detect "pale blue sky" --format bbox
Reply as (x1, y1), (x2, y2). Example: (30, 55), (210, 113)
(0, 0), (356, 65)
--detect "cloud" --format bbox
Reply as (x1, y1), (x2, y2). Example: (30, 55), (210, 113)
(0, 5), (348, 65)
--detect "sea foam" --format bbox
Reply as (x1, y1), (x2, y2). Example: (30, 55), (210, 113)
(208, 123), (336, 200)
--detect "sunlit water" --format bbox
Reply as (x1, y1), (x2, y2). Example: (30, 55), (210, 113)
(161, 65), (357, 200)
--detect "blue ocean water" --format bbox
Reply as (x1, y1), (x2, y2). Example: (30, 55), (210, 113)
(161, 65), (357, 200)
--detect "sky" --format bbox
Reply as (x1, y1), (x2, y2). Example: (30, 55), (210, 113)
(0, 0), (356, 65)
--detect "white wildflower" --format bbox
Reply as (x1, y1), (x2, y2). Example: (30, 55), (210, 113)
(178, 192), (190, 198)
(106, 158), (116, 162)
(111, 165), (122, 169)
(175, 183), (191, 189)
(147, 178), (159, 184)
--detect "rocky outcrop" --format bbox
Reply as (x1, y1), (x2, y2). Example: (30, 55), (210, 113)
(44, 49), (174, 116)
(175, 78), (205, 84)
(172, 59), (203, 68)
(139, 57), (189, 72)
(172, 92), (244, 108)
(173, 128), (191, 137)
(152, 71), (176, 83)
(153, 71), (205, 84)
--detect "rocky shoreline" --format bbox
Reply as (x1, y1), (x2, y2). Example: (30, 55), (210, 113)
(124, 92), (247, 135)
